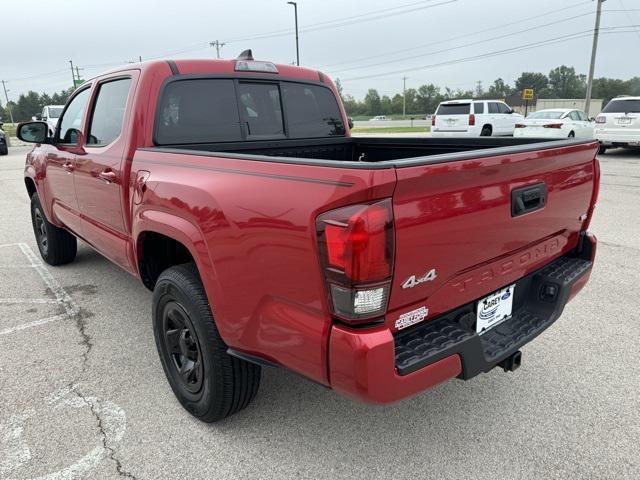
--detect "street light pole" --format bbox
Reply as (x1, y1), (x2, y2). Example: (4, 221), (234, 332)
(287, 1), (299, 66)
(585, 0), (606, 115)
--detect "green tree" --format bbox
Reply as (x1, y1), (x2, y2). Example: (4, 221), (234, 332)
(380, 95), (392, 115)
(416, 84), (440, 114)
(487, 78), (512, 98)
(335, 78), (344, 101)
(548, 66), (585, 98)
(364, 88), (381, 115)
(592, 77), (628, 104)
(515, 72), (549, 96)
(391, 94), (404, 114)
(404, 88), (418, 114)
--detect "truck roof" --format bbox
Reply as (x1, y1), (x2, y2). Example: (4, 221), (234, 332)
(92, 58), (327, 84)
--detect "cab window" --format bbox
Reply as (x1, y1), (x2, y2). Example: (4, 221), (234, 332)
(87, 78), (132, 146)
(57, 88), (91, 144)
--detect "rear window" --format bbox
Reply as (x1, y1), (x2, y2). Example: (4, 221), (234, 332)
(602, 99), (640, 113)
(528, 110), (564, 119)
(436, 103), (470, 115)
(155, 79), (345, 145)
(156, 79), (242, 144)
(283, 83), (345, 137)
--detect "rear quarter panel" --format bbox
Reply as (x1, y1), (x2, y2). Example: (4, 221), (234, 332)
(132, 150), (395, 385)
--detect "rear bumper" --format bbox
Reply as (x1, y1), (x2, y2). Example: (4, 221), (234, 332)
(328, 232), (596, 404)
(595, 129), (640, 146)
(431, 127), (479, 138)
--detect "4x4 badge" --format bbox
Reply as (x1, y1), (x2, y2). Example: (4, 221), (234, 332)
(402, 268), (437, 289)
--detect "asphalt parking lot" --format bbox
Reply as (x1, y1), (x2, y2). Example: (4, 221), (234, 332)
(0, 145), (638, 480)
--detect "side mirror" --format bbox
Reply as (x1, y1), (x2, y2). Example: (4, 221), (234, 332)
(17, 121), (49, 144)
(589, 117), (595, 122)
(42, 116), (48, 121)
(348, 117), (354, 129)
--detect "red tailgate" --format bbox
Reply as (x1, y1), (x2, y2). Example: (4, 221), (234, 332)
(387, 142), (598, 331)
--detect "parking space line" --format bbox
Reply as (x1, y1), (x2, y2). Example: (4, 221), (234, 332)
(0, 243), (80, 337)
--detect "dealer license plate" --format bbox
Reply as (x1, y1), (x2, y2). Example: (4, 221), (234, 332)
(476, 284), (515, 334)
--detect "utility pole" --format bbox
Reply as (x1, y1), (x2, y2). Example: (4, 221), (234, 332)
(402, 76), (407, 116)
(585, 0), (606, 115)
(139, 55), (143, 62)
(69, 60), (76, 88)
(1, 80), (15, 125)
(287, 2), (299, 66)
(75, 66), (84, 85)
(209, 40), (226, 59)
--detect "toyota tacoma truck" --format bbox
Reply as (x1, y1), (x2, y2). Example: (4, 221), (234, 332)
(18, 52), (599, 422)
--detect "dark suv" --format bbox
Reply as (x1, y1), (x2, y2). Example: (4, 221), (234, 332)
(0, 122), (8, 155)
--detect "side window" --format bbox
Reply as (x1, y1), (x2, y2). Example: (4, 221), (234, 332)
(569, 111), (580, 121)
(155, 79), (242, 145)
(473, 102), (485, 114)
(497, 103), (510, 114)
(237, 82), (284, 138)
(578, 111), (588, 121)
(57, 88), (91, 144)
(488, 102), (500, 114)
(87, 78), (132, 146)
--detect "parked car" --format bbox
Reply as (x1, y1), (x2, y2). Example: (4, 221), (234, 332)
(431, 99), (524, 137)
(514, 108), (594, 139)
(34, 105), (65, 137)
(369, 115), (388, 121)
(594, 96), (640, 153)
(0, 122), (7, 155)
(18, 55), (598, 422)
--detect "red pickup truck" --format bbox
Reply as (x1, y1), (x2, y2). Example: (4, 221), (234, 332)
(18, 53), (599, 422)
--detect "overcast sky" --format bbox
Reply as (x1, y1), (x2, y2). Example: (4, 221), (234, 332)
(2, 0), (639, 101)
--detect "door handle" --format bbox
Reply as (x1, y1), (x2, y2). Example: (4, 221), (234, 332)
(62, 162), (74, 173)
(98, 170), (117, 183)
(511, 183), (546, 217)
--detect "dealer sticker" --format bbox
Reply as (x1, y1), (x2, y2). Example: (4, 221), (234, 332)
(476, 284), (515, 334)
(395, 306), (428, 330)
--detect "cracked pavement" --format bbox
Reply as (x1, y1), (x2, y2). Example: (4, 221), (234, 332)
(0, 146), (639, 480)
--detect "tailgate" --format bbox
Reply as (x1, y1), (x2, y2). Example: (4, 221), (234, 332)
(387, 141), (598, 330)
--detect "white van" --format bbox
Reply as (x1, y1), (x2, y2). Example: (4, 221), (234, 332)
(431, 99), (523, 137)
(594, 96), (640, 153)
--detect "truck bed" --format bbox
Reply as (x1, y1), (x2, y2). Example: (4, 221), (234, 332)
(143, 136), (592, 168)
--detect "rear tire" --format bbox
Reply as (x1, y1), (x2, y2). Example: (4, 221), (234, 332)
(0, 144), (8, 156)
(30, 193), (77, 265)
(598, 145), (607, 154)
(153, 263), (261, 422)
(568, 131), (575, 138)
(480, 125), (492, 136)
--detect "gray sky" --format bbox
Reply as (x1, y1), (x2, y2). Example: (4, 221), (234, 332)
(2, 0), (639, 101)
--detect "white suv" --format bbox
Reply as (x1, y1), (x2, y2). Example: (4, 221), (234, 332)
(594, 96), (640, 153)
(35, 105), (65, 137)
(431, 99), (523, 137)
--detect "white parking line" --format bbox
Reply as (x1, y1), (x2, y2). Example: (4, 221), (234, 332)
(0, 243), (80, 336)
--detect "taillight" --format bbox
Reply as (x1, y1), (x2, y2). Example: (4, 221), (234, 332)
(596, 115), (606, 124)
(316, 199), (394, 324)
(431, 115), (436, 126)
(468, 114), (475, 126)
(543, 123), (563, 129)
(515, 123), (526, 128)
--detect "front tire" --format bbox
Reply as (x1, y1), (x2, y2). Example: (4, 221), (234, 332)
(153, 264), (261, 422)
(30, 193), (77, 265)
(0, 144), (8, 156)
(598, 145), (607, 154)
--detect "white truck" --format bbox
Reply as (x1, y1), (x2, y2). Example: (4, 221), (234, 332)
(35, 105), (65, 137)
(431, 99), (523, 137)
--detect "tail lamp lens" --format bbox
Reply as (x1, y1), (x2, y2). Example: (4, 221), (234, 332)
(468, 114), (475, 126)
(514, 123), (526, 128)
(595, 115), (606, 124)
(431, 115), (436, 126)
(317, 199), (394, 323)
(543, 123), (563, 129)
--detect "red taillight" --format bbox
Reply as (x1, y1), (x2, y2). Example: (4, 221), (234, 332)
(317, 199), (394, 323)
(468, 114), (475, 126)
(543, 123), (563, 129)
(596, 115), (606, 124)
(515, 123), (526, 128)
(431, 115), (436, 126)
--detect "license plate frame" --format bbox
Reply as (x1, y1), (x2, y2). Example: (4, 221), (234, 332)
(476, 284), (515, 334)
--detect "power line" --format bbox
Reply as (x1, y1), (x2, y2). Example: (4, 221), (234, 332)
(224, 0), (457, 43)
(328, 11), (598, 74)
(341, 26), (639, 82)
(618, 0), (640, 41)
